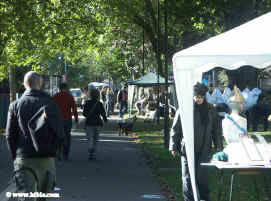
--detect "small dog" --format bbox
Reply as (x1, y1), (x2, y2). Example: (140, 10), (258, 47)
(118, 116), (137, 136)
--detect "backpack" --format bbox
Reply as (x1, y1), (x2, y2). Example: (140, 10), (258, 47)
(28, 105), (60, 154)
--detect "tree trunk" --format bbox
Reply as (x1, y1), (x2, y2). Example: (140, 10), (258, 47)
(9, 66), (16, 102)
(155, 52), (163, 76)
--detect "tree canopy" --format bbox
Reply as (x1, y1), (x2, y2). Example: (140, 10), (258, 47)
(1, 0), (271, 95)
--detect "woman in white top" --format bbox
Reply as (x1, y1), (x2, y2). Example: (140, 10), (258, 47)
(222, 86), (247, 143)
(221, 86), (250, 163)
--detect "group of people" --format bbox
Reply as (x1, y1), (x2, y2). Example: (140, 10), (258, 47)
(5, 71), (109, 200)
(6, 70), (268, 201)
(206, 85), (271, 131)
(99, 86), (114, 117)
(86, 85), (128, 119)
(169, 82), (270, 201)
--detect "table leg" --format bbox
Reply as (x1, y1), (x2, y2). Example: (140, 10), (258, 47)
(217, 170), (225, 201)
(253, 178), (260, 201)
(229, 172), (235, 201)
(263, 176), (271, 201)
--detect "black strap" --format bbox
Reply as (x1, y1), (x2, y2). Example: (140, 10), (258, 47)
(225, 113), (247, 135)
(87, 101), (98, 119)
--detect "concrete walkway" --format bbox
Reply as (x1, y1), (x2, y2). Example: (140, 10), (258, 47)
(0, 117), (168, 201)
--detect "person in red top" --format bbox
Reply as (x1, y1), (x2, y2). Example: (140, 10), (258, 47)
(53, 83), (78, 160)
(117, 85), (128, 118)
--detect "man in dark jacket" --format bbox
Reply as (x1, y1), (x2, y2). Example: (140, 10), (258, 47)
(6, 71), (65, 201)
(169, 82), (218, 201)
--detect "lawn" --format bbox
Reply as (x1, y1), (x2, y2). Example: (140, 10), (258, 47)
(133, 118), (271, 201)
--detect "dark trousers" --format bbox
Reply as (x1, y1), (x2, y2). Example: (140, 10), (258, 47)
(119, 101), (127, 118)
(245, 109), (253, 130)
(250, 103), (271, 131)
(181, 155), (210, 201)
(14, 157), (56, 201)
(63, 119), (72, 159)
(211, 117), (224, 151)
(253, 113), (269, 131)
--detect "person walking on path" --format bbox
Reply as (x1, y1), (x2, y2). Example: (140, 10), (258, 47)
(117, 85), (128, 118)
(83, 88), (108, 160)
(169, 82), (218, 201)
(106, 87), (114, 117)
(6, 71), (65, 201)
(100, 86), (108, 110)
(53, 83), (78, 160)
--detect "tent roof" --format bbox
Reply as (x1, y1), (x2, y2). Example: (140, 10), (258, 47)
(129, 72), (171, 86)
(172, 11), (271, 201)
(173, 11), (271, 77)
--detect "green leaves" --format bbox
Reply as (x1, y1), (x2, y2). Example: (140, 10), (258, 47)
(1, 0), (271, 87)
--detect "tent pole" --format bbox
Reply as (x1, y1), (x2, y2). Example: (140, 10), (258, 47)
(156, 0), (160, 124)
(142, 0), (145, 75)
(212, 69), (216, 87)
(164, 0), (169, 148)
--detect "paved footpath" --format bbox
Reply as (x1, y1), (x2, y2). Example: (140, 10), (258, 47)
(0, 118), (168, 201)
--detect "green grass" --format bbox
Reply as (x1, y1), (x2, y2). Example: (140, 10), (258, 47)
(134, 119), (271, 201)
(133, 119), (183, 200)
(157, 170), (183, 201)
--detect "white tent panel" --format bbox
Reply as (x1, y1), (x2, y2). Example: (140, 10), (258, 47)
(174, 12), (271, 57)
(172, 11), (271, 201)
(128, 85), (135, 117)
(173, 68), (198, 198)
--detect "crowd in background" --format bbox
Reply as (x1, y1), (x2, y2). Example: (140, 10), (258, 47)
(205, 85), (271, 132)
(81, 84), (176, 120)
(80, 82), (271, 135)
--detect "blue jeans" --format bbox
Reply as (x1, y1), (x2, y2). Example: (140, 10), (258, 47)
(63, 120), (72, 159)
(106, 101), (111, 117)
(86, 126), (100, 154)
(181, 155), (210, 201)
(119, 101), (127, 118)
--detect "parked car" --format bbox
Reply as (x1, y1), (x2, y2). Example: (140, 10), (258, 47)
(70, 88), (82, 107)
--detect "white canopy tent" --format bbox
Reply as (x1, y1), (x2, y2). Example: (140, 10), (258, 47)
(172, 12), (271, 201)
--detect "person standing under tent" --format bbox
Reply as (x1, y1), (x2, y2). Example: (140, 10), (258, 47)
(117, 85), (128, 118)
(208, 86), (228, 151)
(169, 82), (218, 201)
(251, 93), (271, 131)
